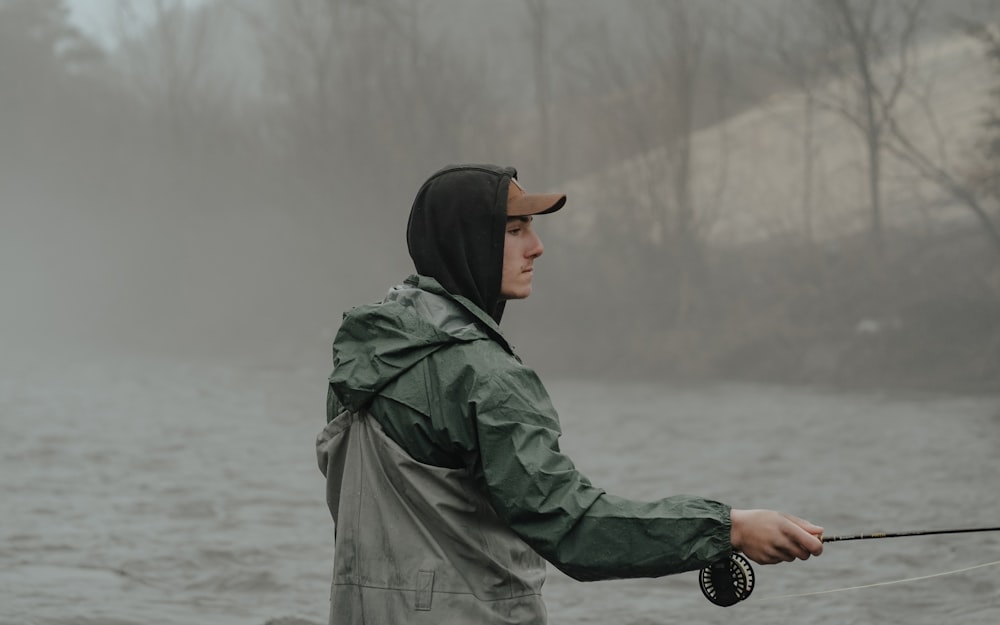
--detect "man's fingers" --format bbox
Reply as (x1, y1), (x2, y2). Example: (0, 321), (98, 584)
(764, 546), (797, 564)
(784, 512), (825, 535)
(783, 518), (825, 556)
(733, 509), (825, 564)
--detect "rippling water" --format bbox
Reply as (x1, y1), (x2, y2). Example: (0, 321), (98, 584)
(2, 355), (998, 624)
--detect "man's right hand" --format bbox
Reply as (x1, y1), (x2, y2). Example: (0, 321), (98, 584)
(730, 508), (824, 565)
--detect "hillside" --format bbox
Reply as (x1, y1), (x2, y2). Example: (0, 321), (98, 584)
(558, 34), (993, 246)
(515, 32), (1000, 393)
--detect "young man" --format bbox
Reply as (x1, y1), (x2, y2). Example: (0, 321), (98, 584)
(317, 164), (823, 624)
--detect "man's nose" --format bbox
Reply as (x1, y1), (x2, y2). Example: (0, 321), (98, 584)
(528, 231), (544, 258)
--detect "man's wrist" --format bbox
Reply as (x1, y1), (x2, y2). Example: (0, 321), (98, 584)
(729, 508), (746, 551)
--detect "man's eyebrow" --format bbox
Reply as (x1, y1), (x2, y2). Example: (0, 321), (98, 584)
(506, 216), (532, 223)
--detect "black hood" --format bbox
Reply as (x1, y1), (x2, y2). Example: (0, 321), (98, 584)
(406, 164), (516, 323)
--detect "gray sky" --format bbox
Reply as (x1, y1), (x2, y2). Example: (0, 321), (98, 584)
(67, 0), (209, 46)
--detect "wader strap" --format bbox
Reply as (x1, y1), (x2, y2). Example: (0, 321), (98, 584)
(416, 570), (434, 611)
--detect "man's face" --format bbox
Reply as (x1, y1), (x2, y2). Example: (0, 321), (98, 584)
(500, 216), (544, 300)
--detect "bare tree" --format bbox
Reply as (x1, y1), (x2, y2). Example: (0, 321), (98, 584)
(567, 0), (735, 324)
(235, 0), (499, 204)
(233, 0), (350, 172)
(0, 0), (105, 181)
(114, 0), (232, 143)
(765, 2), (832, 245)
(810, 0), (927, 254)
(875, 19), (1000, 257)
(968, 20), (1000, 207)
(523, 0), (553, 186)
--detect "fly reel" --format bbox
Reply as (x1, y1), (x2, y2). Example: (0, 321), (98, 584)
(699, 552), (756, 607)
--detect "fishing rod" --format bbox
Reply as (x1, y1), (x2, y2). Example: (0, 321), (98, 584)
(699, 526), (1000, 607)
(821, 526), (1000, 543)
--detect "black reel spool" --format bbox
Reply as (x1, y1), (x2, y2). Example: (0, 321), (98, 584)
(699, 553), (756, 607)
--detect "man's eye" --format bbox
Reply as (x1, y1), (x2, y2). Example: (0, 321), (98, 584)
(507, 227), (521, 235)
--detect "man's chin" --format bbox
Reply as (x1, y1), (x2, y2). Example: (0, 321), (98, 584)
(499, 288), (532, 301)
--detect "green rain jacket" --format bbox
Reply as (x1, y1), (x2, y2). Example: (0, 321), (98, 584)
(327, 274), (733, 582)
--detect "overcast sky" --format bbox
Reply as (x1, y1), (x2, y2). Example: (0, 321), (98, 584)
(66, 0), (209, 46)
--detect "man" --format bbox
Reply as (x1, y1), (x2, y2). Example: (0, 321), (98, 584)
(317, 164), (823, 624)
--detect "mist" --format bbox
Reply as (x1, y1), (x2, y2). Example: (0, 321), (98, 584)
(3, 0), (1000, 390)
(5, 3), (1000, 623)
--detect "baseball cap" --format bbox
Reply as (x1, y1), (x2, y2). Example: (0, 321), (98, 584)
(506, 177), (566, 217)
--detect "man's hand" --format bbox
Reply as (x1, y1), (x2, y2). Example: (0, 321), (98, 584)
(730, 509), (824, 565)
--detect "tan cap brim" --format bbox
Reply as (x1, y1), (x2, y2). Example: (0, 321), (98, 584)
(507, 178), (567, 217)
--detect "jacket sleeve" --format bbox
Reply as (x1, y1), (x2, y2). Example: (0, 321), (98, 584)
(472, 367), (732, 581)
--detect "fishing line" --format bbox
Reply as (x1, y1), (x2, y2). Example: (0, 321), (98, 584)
(698, 526), (1000, 607)
(757, 558), (1000, 602)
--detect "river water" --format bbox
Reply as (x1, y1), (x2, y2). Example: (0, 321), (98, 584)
(2, 354), (998, 624)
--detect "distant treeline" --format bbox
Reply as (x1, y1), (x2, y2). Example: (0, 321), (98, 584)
(2, 0), (998, 391)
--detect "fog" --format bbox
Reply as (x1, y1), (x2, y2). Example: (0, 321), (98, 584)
(3, 0), (1000, 388)
(4, 2), (1000, 623)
